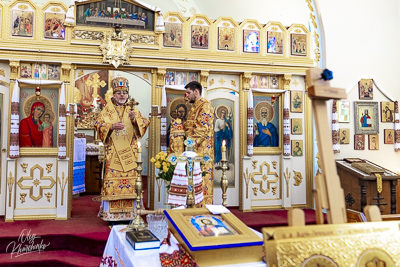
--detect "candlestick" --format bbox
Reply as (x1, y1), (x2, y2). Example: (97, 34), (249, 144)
(126, 158), (145, 231)
(221, 155), (228, 207)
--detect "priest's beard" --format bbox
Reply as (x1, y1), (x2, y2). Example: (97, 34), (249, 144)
(260, 117), (269, 126)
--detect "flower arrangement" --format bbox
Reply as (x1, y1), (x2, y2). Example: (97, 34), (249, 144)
(150, 151), (175, 190)
(150, 151), (209, 191)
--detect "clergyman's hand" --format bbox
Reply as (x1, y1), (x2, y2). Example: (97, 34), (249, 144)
(128, 111), (136, 120)
(112, 121), (125, 130)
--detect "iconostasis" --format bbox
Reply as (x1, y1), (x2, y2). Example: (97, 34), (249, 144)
(0, 0), (317, 221)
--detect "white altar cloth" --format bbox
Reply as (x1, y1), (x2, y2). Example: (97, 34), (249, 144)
(100, 225), (266, 267)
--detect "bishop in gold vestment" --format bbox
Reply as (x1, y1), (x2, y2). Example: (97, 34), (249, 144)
(184, 81), (214, 205)
(95, 76), (149, 221)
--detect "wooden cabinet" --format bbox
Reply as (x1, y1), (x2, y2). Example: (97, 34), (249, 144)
(336, 159), (400, 215)
(84, 155), (102, 194)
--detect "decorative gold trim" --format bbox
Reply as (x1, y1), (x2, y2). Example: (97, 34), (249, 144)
(55, 217), (68, 220)
(251, 205), (283, 211)
(251, 161), (279, 194)
(14, 215), (57, 220)
(17, 164), (56, 202)
(0, 69), (5, 77)
(61, 63), (72, 83)
(33, 178), (40, 187)
(305, 93), (314, 208)
(143, 73), (149, 80)
(7, 172), (14, 207)
(20, 193), (27, 203)
(293, 170), (303, 186)
(45, 192), (53, 202)
(21, 163), (28, 172)
(272, 161), (277, 169)
(195, 20), (204, 25)
(283, 167), (291, 197)
(243, 168), (254, 199)
(46, 163), (53, 173)
(168, 17), (178, 22)
(18, 4), (28, 10)
(19, 148), (58, 156)
(9, 61), (20, 80)
(50, 7), (61, 12)
(252, 160), (257, 169)
(200, 70), (209, 88)
(209, 79), (214, 86)
(14, 206), (56, 210)
(156, 68), (166, 87)
(218, 78), (225, 85)
(252, 187), (258, 196)
(230, 80), (236, 87)
(58, 172), (68, 206)
(283, 74), (292, 90)
(272, 186), (277, 195)
(242, 72), (252, 90)
(100, 28), (133, 68)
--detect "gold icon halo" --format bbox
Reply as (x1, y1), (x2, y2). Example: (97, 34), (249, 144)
(215, 104), (230, 120)
(169, 97), (192, 118)
(254, 101), (274, 122)
(23, 95), (56, 123)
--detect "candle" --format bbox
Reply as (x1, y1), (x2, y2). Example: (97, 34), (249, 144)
(222, 140), (226, 161)
(137, 141), (142, 162)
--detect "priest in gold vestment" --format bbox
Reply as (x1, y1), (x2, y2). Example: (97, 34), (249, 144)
(183, 81), (214, 205)
(95, 76), (150, 222)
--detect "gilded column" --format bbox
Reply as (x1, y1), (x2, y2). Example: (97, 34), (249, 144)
(283, 74), (292, 91)
(157, 68), (167, 152)
(200, 70), (209, 91)
(243, 72), (252, 156)
(61, 63), (74, 219)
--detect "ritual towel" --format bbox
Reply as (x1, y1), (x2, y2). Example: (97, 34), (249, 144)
(73, 138), (86, 194)
(193, 162), (204, 204)
(168, 161), (188, 206)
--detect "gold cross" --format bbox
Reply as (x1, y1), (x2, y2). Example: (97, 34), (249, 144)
(85, 73), (106, 99)
(17, 164), (56, 202)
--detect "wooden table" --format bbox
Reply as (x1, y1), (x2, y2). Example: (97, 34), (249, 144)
(336, 159), (400, 214)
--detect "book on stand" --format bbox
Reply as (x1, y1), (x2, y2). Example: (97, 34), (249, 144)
(126, 229), (160, 250)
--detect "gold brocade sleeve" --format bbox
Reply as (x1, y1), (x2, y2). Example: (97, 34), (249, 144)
(130, 108), (150, 138)
(191, 102), (214, 147)
(94, 113), (112, 143)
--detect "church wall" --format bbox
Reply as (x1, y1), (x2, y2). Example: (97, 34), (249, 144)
(319, 0), (400, 172)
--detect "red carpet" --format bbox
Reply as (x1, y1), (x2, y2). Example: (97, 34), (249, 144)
(229, 207), (325, 232)
(0, 195), (110, 266)
(0, 195), (323, 266)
